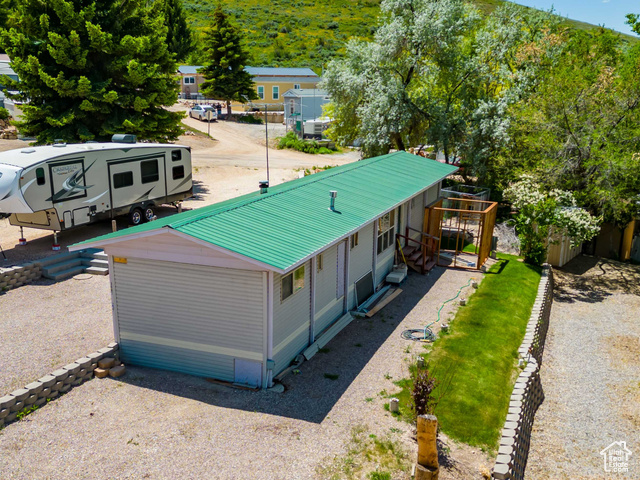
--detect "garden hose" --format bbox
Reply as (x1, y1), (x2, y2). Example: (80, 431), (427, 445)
(420, 278), (475, 340)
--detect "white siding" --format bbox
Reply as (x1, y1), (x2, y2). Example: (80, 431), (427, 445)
(314, 244), (344, 335)
(272, 261), (311, 374)
(410, 193), (426, 241)
(347, 222), (374, 310)
(112, 258), (265, 383)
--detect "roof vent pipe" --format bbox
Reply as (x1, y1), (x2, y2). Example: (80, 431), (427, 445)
(259, 180), (269, 194)
(329, 190), (337, 211)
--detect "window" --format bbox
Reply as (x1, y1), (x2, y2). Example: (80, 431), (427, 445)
(350, 232), (359, 249)
(294, 84), (301, 90)
(317, 254), (323, 272)
(377, 210), (396, 254)
(272, 86), (279, 100)
(171, 150), (182, 161)
(173, 165), (185, 180)
(281, 266), (305, 301)
(36, 167), (45, 186)
(257, 85), (264, 100)
(140, 159), (159, 184)
(113, 171), (133, 189)
(184, 77), (195, 84)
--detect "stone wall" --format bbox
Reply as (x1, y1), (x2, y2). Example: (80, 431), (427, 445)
(492, 265), (554, 480)
(0, 343), (119, 428)
(0, 262), (42, 292)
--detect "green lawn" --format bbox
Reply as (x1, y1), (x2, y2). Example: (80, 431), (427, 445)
(392, 253), (541, 451)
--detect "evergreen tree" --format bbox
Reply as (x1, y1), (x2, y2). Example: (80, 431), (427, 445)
(0, 0), (183, 144)
(162, 0), (193, 62)
(200, 5), (257, 117)
(0, 0), (14, 53)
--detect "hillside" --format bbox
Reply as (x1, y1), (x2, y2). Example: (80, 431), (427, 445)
(183, 0), (638, 70)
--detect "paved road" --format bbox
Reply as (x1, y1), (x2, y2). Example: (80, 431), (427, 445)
(527, 257), (640, 479)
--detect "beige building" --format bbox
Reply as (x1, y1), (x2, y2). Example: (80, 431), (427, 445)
(177, 65), (321, 109)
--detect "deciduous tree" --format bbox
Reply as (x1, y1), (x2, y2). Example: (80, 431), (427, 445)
(0, 0), (183, 144)
(199, 5), (257, 117)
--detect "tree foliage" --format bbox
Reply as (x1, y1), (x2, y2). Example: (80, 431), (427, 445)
(162, 0), (193, 62)
(0, 0), (182, 144)
(504, 176), (600, 265)
(199, 5), (257, 116)
(504, 29), (640, 227)
(322, 0), (559, 173)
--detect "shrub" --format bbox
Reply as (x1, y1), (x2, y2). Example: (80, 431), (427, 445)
(237, 114), (263, 124)
(277, 131), (336, 154)
(411, 366), (439, 417)
(0, 107), (10, 120)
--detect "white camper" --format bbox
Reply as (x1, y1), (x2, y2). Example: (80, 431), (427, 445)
(0, 135), (193, 231)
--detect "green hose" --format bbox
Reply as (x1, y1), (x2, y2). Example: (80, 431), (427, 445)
(424, 278), (474, 339)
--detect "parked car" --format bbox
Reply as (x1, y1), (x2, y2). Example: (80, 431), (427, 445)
(188, 105), (217, 122)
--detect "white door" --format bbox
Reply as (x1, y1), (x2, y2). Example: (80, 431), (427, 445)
(109, 155), (166, 209)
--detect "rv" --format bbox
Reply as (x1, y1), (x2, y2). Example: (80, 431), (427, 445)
(0, 135), (193, 231)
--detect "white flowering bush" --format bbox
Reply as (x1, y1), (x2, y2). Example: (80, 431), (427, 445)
(504, 176), (600, 265)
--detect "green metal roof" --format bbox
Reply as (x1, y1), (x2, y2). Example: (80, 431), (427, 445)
(73, 151), (457, 272)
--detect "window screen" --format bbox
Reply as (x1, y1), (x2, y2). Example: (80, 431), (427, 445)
(173, 165), (185, 180)
(141, 160), (159, 184)
(36, 168), (45, 186)
(113, 171), (133, 189)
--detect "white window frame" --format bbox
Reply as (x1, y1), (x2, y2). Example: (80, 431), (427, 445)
(184, 77), (195, 85)
(257, 85), (264, 100)
(294, 84), (301, 90)
(272, 86), (279, 100)
(377, 211), (396, 255)
(281, 265), (305, 302)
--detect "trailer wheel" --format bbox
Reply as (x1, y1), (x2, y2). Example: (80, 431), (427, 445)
(144, 205), (155, 222)
(129, 208), (143, 226)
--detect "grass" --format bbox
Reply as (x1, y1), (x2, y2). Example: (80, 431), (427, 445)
(316, 425), (411, 480)
(181, 124), (216, 140)
(392, 253), (541, 451)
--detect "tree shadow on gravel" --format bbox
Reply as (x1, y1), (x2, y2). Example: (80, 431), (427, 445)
(554, 255), (640, 304)
(189, 179), (210, 202)
(114, 267), (450, 424)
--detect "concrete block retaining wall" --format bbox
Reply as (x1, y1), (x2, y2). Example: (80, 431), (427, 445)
(0, 343), (119, 428)
(0, 263), (42, 292)
(492, 265), (553, 480)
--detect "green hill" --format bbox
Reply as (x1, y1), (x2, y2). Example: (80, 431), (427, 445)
(183, 0), (638, 70)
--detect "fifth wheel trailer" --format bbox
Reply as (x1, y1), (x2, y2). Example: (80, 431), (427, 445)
(0, 136), (192, 231)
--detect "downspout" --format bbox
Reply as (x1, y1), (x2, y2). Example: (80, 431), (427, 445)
(310, 256), (317, 344)
(266, 270), (275, 388)
(372, 220), (378, 288)
(343, 239), (350, 313)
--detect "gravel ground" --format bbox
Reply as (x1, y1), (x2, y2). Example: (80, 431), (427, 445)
(527, 256), (640, 479)
(0, 275), (112, 394)
(0, 267), (493, 480)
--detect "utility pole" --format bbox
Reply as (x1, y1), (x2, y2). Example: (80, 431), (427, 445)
(264, 103), (269, 184)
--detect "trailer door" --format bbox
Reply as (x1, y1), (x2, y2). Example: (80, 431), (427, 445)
(165, 148), (192, 197)
(109, 155), (166, 209)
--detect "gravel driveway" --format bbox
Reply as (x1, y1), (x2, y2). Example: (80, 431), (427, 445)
(0, 275), (112, 394)
(0, 267), (492, 480)
(527, 256), (640, 479)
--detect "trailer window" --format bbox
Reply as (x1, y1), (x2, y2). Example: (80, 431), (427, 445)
(171, 150), (182, 161)
(281, 266), (305, 301)
(36, 168), (46, 186)
(141, 160), (159, 184)
(172, 165), (185, 180)
(113, 171), (133, 189)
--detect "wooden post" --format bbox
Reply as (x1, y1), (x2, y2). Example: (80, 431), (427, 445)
(112, 220), (117, 232)
(416, 414), (439, 480)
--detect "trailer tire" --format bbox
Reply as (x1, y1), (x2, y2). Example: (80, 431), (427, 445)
(129, 208), (143, 226)
(143, 205), (155, 222)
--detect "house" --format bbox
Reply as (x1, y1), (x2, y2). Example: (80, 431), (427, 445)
(70, 152), (457, 388)
(177, 65), (321, 107)
(177, 65), (205, 100)
(244, 67), (320, 109)
(282, 89), (330, 134)
(0, 54), (21, 116)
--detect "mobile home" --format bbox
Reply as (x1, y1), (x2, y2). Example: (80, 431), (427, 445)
(70, 151), (457, 388)
(0, 136), (192, 231)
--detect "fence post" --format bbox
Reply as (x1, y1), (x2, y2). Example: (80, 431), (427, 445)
(416, 414), (439, 480)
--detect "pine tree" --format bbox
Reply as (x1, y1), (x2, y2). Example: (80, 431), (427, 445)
(200, 5), (257, 117)
(0, 0), (183, 144)
(163, 0), (193, 62)
(0, 0), (14, 53)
